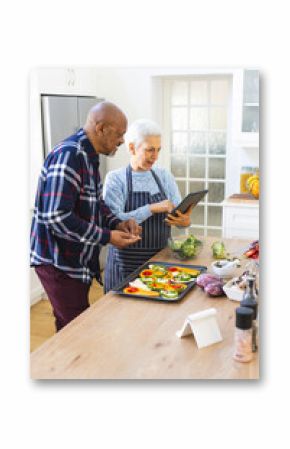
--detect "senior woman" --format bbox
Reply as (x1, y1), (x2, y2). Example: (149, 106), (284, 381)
(103, 119), (192, 293)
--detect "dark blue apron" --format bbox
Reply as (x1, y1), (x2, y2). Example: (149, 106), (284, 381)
(104, 165), (171, 292)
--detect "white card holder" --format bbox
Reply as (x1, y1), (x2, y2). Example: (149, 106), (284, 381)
(176, 308), (223, 349)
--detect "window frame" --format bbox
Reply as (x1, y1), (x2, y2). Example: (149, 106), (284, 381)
(161, 75), (232, 237)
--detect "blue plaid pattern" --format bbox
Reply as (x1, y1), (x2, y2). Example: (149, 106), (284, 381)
(30, 129), (121, 284)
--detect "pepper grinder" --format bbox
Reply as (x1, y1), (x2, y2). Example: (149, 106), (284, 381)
(240, 275), (258, 352)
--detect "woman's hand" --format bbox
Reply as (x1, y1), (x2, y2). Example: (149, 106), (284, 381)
(150, 200), (174, 214)
(165, 206), (193, 227)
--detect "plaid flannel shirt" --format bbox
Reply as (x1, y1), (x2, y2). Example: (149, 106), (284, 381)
(30, 129), (121, 284)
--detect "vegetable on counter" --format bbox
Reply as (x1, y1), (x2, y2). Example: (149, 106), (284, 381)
(174, 274), (192, 283)
(196, 273), (220, 288)
(140, 269), (154, 278)
(244, 240), (259, 259)
(168, 234), (203, 260)
(122, 264), (202, 299)
(123, 286), (159, 297)
(129, 279), (150, 291)
(160, 290), (179, 299)
(146, 281), (165, 291)
(204, 282), (225, 296)
(181, 235), (202, 257)
(166, 266), (200, 276)
(196, 273), (225, 297)
(168, 283), (187, 293)
(211, 241), (228, 259)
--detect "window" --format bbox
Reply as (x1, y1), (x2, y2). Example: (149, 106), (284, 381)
(163, 77), (230, 237)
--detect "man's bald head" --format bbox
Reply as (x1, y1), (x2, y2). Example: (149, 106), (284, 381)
(85, 101), (126, 129)
(84, 101), (127, 156)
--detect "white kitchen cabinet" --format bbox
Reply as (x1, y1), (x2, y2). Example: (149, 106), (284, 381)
(34, 67), (98, 96)
(232, 69), (259, 148)
(222, 199), (259, 239)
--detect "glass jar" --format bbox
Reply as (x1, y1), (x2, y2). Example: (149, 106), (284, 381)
(240, 166), (253, 193)
(233, 328), (253, 362)
(233, 307), (254, 363)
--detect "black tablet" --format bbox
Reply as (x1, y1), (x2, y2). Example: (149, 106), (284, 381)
(171, 190), (208, 215)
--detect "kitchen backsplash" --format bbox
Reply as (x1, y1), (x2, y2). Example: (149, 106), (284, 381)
(239, 147), (259, 171)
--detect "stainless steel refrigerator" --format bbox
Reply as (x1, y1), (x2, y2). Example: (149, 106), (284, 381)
(41, 94), (106, 172)
(41, 94), (108, 270)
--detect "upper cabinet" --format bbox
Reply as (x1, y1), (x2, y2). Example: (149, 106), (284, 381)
(33, 67), (98, 96)
(242, 70), (259, 133)
(232, 69), (259, 148)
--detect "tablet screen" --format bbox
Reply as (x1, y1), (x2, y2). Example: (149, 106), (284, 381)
(171, 190), (208, 215)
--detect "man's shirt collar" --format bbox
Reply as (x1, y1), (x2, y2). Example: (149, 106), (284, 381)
(78, 128), (100, 166)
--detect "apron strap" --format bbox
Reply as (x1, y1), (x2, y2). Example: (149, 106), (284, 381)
(126, 164), (167, 199)
(126, 164), (133, 193)
(150, 169), (167, 199)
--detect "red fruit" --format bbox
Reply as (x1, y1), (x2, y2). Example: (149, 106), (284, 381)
(141, 269), (153, 277)
(126, 287), (138, 293)
(251, 253), (259, 259)
(245, 248), (256, 257)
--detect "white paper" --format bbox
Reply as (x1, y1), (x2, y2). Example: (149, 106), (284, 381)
(176, 308), (223, 349)
(176, 320), (192, 338)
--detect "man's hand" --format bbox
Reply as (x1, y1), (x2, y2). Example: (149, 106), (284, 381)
(150, 200), (174, 214)
(110, 230), (141, 249)
(116, 219), (142, 237)
(165, 206), (193, 227)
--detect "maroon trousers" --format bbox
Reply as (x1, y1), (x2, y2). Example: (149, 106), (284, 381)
(35, 265), (90, 331)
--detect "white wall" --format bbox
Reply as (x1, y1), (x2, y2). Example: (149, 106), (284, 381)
(92, 67), (161, 171)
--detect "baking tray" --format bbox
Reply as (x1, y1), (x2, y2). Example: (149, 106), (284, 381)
(112, 261), (207, 302)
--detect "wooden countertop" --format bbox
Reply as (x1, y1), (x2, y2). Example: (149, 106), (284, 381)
(222, 196), (259, 207)
(30, 237), (259, 380)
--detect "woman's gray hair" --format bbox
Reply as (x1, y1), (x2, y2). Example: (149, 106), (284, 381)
(124, 119), (162, 149)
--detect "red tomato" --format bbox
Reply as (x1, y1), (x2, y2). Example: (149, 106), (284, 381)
(251, 253), (259, 259)
(245, 248), (256, 257)
(141, 270), (153, 276)
(127, 287), (138, 293)
(168, 267), (179, 272)
(171, 284), (183, 289)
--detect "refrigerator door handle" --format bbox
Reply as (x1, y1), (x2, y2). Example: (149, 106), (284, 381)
(41, 96), (53, 158)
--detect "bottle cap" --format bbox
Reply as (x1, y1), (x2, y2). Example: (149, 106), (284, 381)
(240, 299), (258, 319)
(235, 307), (253, 330)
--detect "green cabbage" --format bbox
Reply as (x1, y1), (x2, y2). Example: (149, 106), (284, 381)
(171, 240), (183, 251)
(211, 241), (227, 259)
(180, 235), (202, 258)
(170, 234), (202, 259)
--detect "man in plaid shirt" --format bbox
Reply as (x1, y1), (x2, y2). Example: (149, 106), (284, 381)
(30, 102), (141, 331)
